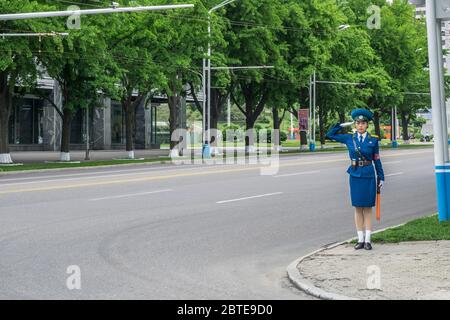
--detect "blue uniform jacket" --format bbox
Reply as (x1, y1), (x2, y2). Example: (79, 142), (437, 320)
(326, 123), (385, 181)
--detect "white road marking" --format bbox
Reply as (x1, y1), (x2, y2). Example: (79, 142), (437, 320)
(382, 161), (402, 165)
(0, 149), (429, 185)
(272, 170), (320, 178)
(0, 165), (204, 186)
(0, 165), (181, 182)
(216, 192), (283, 204)
(89, 189), (173, 201)
(384, 172), (404, 177)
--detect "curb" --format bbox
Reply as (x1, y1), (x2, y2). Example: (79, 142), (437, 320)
(0, 151), (333, 175)
(0, 159), (172, 175)
(286, 218), (431, 300)
(287, 240), (357, 300)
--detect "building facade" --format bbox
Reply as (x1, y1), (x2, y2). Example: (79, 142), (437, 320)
(8, 76), (200, 152)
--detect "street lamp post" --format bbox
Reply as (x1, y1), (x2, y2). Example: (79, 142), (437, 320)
(391, 106), (398, 148)
(188, 67), (207, 154)
(203, 0), (238, 159)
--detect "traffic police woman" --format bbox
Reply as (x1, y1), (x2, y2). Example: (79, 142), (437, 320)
(326, 109), (385, 250)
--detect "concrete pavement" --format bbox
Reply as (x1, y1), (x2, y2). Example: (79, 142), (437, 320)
(290, 240), (450, 300)
(0, 147), (436, 299)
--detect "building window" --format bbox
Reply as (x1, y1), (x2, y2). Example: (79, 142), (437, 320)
(9, 98), (43, 144)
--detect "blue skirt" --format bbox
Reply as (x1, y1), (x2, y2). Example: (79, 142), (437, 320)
(349, 175), (376, 207)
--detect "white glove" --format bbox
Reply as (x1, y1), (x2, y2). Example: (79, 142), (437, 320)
(378, 180), (384, 189)
(340, 121), (354, 127)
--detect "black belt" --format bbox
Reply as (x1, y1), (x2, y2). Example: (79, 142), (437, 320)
(351, 160), (372, 167)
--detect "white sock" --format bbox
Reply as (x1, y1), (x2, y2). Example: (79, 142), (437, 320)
(357, 231), (364, 243)
(365, 230), (372, 243)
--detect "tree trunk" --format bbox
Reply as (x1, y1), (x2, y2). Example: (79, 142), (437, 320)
(210, 89), (221, 156)
(272, 106), (280, 131)
(319, 105), (326, 147)
(168, 85), (181, 157)
(0, 72), (12, 164)
(337, 111), (348, 135)
(373, 110), (381, 138)
(0, 106), (11, 164)
(272, 106), (281, 151)
(400, 110), (410, 144)
(338, 111), (345, 124)
(245, 117), (256, 154)
(241, 84), (267, 154)
(210, 89), (220, 131)
(124, 101), (135, 159)
(60, 109), (72, 161)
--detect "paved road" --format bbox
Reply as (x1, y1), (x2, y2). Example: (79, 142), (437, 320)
(0, 148), (436, 299)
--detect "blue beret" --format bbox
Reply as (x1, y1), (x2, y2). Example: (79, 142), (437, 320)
(351, 108), (373, 122)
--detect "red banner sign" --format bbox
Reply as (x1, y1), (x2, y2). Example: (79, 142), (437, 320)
(298, 109), (309, 132)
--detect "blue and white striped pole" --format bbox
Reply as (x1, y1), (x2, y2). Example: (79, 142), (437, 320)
(426, 0), (450, 221)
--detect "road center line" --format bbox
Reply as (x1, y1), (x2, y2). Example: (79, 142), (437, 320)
(273, 170), (320, 178)
(384, 172), (404, 177)
(89, 189), (173, 201)
(216, 192), (283, 204)
(0, 150), (430, 195)
(383, 161), (402, 165)
(0, 165), (205, 185)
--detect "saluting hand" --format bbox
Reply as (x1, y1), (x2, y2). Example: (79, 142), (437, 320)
(340, 122), (354, 127)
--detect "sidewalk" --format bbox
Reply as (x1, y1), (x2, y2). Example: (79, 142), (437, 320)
(6, 147), (327, 164)
(289, 240), (450, 300)
(10, 150), (171, 163)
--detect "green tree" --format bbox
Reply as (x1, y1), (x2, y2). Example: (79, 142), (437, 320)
(36, 1), (117, 161)
(106, 0), (168, 159)
(0, 0), (54, 164)
(150, 0), (210, 156)
(365, 0), (423, 137)
(270, 0), (345, 148)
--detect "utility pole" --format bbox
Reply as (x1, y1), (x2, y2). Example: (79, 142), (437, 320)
(425, 0), (450, 221)
(308, 71), (364, 152)
(227, 95), (231, 127)
(391, 106), (398, 148)
(204, 0), (239, 159)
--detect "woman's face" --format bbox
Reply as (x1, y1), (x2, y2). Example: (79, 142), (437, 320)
(355, 120), (368, 134)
